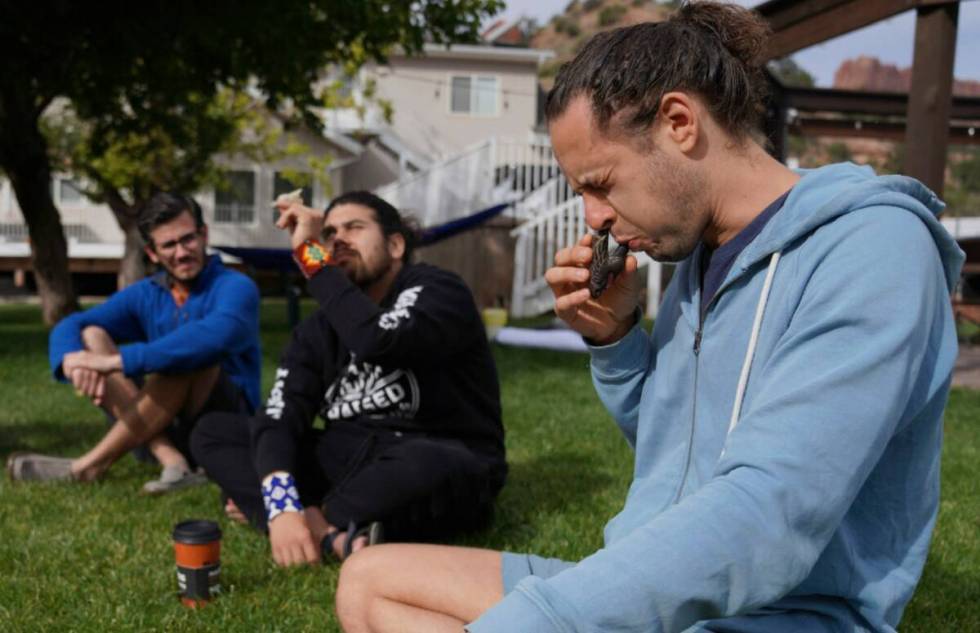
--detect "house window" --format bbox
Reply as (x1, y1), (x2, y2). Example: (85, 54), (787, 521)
(273, 172), (313, 222)
(214, 170), (256, 224)
(450, 75), (499, 116)
(53, 177), (87, 206)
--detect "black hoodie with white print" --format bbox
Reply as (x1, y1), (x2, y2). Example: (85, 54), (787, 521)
(251, 262), (504, 482)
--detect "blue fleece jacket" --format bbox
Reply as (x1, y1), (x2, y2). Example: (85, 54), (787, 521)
(471, 163), (964, 632)
(49, 255), (261, 411)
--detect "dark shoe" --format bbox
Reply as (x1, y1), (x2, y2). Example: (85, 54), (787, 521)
(321, 520), (384, 561)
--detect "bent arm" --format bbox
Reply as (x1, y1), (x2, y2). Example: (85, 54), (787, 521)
(470, 212), (956, 632)
(49, 286), (145, 381)
(589, 319), (654, 446)
(117, 276), (258, 376)
(307, 266), (481, 366)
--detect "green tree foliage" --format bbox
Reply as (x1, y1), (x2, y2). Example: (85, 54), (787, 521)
(599, 5), (628, 26)
(768, 58), (816, 88)
(881, 142), (906, 175)
(554, 16), (582, 37)
(945, 147), (980, 216)
(952, 147), (980, 193)
(826, 142), (852, 164)
(0, 0), (502, 324)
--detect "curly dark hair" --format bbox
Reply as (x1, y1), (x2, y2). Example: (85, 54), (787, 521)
(325, 190), (419, 262)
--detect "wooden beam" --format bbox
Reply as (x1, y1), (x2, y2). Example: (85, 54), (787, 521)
(754, 0), (955, 60)
(782, 86), (980, 120)
(904, 2), (959, 195)
(790, 117), (980, 144)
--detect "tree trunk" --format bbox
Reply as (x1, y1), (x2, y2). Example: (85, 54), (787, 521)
(0, 105), (79, 325)
(105, 192), (146, 288)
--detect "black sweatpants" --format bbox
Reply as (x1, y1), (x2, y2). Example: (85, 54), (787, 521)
(190, 412), (506, 541)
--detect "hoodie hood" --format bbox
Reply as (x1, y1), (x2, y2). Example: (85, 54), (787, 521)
(734, 162), (964, 291)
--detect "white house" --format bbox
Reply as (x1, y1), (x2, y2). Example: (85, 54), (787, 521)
(0, 37), (553, 289)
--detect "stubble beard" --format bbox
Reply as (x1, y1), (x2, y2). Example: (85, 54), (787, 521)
(643, 155), (710, 263)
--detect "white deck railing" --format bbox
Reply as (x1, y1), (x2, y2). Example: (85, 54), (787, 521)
(375, 135), (562, 228)
(509, 193), (664, 319)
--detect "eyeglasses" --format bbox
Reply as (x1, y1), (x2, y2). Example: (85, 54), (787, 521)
(154, 229), (202, 255)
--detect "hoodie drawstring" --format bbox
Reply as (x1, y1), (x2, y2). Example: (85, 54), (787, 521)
(727, 251), (782, 438)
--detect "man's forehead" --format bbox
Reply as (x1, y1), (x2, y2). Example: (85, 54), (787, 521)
(150, 210), (196, 238)
(325, 203), (378, 227)
(549, 99), (615, 189)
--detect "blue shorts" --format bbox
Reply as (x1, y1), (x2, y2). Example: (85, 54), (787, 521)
(501, 551), (575, 593)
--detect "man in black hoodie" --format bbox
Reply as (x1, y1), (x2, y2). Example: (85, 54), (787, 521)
(191, 191), (506, 566)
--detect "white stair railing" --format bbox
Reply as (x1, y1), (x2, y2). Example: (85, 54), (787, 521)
(373, 133), (662, 318)
(375, 135), (563, 228)
(510, 193), (663, 319)
(510, 194), (588, 317)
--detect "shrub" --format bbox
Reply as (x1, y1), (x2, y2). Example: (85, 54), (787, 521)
(554, 16), (581, 37)
(599, 5), (628, 26)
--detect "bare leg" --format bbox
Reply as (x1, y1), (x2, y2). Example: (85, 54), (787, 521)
(336, 544), (503, 633)
(81, 326), (187, 469)
(70, 366), (220, 481)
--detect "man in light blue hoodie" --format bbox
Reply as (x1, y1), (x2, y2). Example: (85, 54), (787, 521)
(332, 3), (964, 632)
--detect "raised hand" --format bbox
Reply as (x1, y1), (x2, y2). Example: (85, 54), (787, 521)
(545, 233), (641, 345)
(273, 190), (325, 251)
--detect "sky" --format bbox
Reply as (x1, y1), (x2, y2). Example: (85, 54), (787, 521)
(497, 0), (980, 86)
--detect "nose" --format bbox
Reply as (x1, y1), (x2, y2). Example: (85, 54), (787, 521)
(582, 193), (616, 232)
(332, 229), (350, 247)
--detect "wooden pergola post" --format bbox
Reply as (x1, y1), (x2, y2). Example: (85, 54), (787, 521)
(904, 2), (959, 197)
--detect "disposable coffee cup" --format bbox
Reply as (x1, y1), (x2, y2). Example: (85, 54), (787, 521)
(173, 519), (222, 608)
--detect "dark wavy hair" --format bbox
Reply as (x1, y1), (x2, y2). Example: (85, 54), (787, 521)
(545, 1), (772, 141)
(138, 192), (204, 245)
(325, 190), (419, 262)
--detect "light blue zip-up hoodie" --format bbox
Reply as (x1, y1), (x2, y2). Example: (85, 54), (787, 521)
(471, 163), (964, 632)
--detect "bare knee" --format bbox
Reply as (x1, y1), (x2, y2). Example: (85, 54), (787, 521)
(81, 325), (114, 352)
(336, 546), (391, 633)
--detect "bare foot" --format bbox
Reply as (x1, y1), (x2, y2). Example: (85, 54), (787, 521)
(224, 498), (248, 525)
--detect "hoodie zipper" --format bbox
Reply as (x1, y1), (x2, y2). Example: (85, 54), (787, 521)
(676, 262), (738, 502)
(676, 313), (704, 503)
(675, 252), (780, 502)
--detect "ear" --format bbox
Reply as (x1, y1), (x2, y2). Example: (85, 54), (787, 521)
(199, 223), (209, 247)
(656, 92), (699, 154)
(387, 233), (406, 261)
(144, 244), (160, 264)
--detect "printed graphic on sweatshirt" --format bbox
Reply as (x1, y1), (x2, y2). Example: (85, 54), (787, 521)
(379, 285), (423, 330)
(265, 367), (289, 420)
(321, 359), (420, 421)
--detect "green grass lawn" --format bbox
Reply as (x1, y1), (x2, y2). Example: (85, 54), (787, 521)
(1, 301), (977, 631)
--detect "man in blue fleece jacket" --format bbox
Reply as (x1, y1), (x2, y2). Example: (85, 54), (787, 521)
(332, 3), (963, 632)
(7, 192), (260, 494)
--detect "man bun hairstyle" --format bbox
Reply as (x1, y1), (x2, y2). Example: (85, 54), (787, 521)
(325, 190), (419, 263)
(545, 1), (772, 141)
(138, 192), (205, 244)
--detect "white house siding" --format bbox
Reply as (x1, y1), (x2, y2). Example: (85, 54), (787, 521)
(0, 125), (354, 258)
(369, 54), (541, 160)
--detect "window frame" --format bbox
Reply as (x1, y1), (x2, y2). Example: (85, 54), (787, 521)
(447, 73), (501, 118)
(213, 168), (260, 226)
